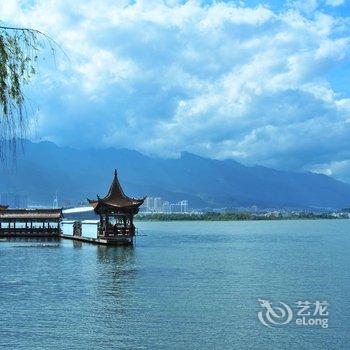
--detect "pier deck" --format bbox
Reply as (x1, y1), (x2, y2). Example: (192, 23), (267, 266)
(0, 233), (134, 245)
(60, 234), (134, 245)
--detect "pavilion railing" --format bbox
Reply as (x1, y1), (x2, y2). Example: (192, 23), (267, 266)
(98, 224), (135, 237)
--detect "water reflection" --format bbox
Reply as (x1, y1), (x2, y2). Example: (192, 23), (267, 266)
(6, 237), (61, 245)
(95, 246), (138, 317)
(72, 240), (83, 249)
(96, 246), (137, 286)
(97, 245), (135, 263)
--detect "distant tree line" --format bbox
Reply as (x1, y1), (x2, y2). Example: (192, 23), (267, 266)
(135, 212), (343, 221)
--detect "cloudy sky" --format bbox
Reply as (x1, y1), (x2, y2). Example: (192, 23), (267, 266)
(1, 0), (350, 181)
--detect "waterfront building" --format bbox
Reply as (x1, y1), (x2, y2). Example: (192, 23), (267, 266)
(88, 170), (145, 245)
(0, 207), (63, 237)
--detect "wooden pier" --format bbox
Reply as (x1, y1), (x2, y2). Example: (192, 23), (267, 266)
(0, 170), (145, 246)
(0, 208), (63, 238)
(61, 233), (134, 245)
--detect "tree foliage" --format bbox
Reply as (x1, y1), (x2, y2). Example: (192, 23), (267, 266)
(0, 25), (51, 160)
(135, 211), (341, 221)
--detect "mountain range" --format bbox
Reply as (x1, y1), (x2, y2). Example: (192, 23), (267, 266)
(0, 140), (349, 209)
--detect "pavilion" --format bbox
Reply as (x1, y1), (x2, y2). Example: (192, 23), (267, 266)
(88, 170), (145, 245)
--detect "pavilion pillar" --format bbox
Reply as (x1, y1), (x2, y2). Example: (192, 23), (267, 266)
(99, 215), (102, 237)
(105, 215), (108, 237)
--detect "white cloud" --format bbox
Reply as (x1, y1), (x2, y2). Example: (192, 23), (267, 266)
(0, 3), (17, 20)
(309, 159), (350, 182)
(325, 0), (345, 7)
(2, 0), (350, 181)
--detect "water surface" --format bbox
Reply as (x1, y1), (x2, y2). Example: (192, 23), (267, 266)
(0, 220), (349, 349)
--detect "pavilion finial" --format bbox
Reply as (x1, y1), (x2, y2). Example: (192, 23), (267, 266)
(97, 194), (100, 200)
(114, 169), (117, 177)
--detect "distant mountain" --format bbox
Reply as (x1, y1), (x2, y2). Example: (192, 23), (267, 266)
(0, 140), (349, 209)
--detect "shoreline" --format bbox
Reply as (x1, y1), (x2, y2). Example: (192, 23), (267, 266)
(135, 212), (349, 222)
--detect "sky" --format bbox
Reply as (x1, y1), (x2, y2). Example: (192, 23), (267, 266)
(1, 0), (350, 181)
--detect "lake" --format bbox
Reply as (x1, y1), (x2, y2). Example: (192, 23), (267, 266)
(0, 220), (349, 349)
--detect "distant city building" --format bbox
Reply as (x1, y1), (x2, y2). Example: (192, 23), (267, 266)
(162, 201), (170, 213)
(142, 196), (189, 213)
(154, 197), (162, 212)
(180, 200), (188, 213)
(251, 205), (258, 212)
(170, 203), (181, 213)
(0, 193), (28, 208)
(145, 197), (154, 211)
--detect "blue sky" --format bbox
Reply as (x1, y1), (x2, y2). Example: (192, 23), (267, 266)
(1, 0), (350, 182)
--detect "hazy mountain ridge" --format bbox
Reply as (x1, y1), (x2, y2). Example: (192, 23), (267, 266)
(0, 140), (349, 209)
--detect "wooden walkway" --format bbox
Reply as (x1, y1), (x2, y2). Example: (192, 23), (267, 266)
(61, 234), (134, 245)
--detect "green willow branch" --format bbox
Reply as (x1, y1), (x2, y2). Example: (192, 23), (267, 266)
(0, 24), (62, 162)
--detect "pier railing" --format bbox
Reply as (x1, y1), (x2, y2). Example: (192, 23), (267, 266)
(0, 227), (61, 237)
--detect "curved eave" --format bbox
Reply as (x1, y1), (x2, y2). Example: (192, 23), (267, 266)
(87, 198), (99, 209)
(88, 197), (145, 209)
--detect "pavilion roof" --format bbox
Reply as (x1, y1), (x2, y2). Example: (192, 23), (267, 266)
(0, 208), (63, 220)
(88, 170), (145, 212)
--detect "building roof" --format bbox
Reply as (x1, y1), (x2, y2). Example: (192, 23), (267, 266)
(88, 170), (145, 213)
(0, 205), (9, 210)
(0, 208), (63, 220)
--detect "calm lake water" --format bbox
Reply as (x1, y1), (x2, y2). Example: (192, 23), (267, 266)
(0, 220), (349, 349)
